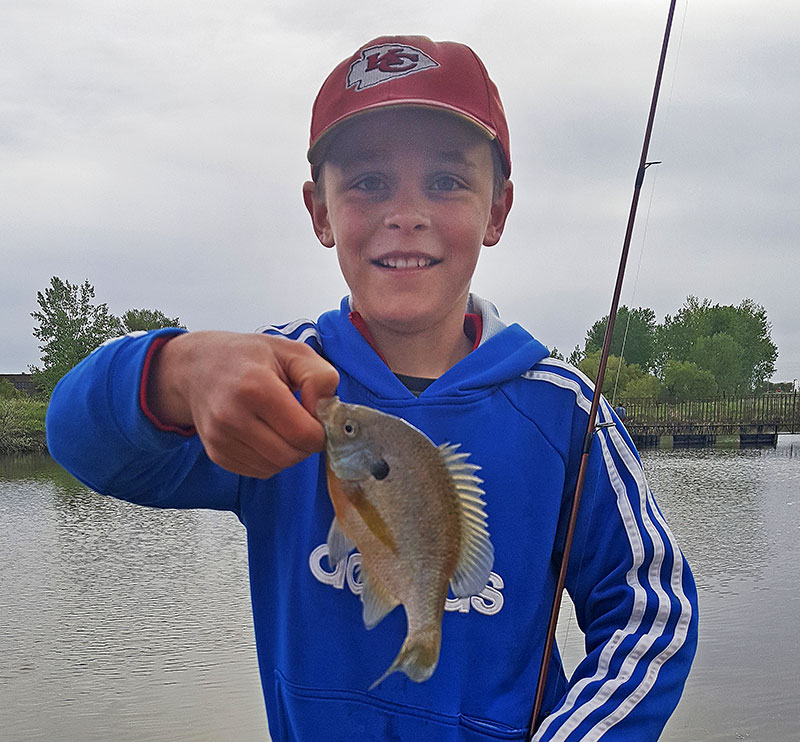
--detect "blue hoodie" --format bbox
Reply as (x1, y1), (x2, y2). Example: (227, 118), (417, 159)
(47, 296), (697, 742)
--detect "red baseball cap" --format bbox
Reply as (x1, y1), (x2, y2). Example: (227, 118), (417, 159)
(307, 36), (511, 176)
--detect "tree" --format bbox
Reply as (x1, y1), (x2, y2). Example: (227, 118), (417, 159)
(688, 333), (741, 395)
(30, 277), (123, 396)
(120, 308), (185, 332)
(584, 306), (658, 371)
(661, 360), (718, 400)
(621, 374), (663, 400)
(657, 296), (777, 394)
(578, 351), (646, 401)
(567, 345), (584, 367)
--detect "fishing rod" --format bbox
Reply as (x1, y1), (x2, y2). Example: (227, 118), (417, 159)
(528, 1), (678, 737)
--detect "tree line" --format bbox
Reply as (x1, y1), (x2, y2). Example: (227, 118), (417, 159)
(553, 296), (781, 402)
(30, 276), (184, 397)
(27, 278), (783, 404)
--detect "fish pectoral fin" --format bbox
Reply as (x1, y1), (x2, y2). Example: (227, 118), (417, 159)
(450, 528), (494, 599)
(360, 566), (399, 630)
(437, 443), (495, 598)
(352, 494), (398, 555)
(327, 467), (397, 555)
(326, 517), (356, 569)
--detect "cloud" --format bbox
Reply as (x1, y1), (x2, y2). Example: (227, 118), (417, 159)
(2, 0), (798, 380)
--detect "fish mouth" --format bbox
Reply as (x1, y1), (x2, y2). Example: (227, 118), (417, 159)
(372, 255), (441, 270)
(316, 396), (339, 423)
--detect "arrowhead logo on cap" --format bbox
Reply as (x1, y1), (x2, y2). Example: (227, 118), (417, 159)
(346, 44), (439, 91)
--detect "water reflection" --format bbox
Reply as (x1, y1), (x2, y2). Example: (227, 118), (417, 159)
(647, 437), (800, 741)
(0, 453), (82, 489)
(2, 438), (800, 741)
(557, 436), (800, 742)
(641, 447), (773, 594)
(0, 456), (267, 742)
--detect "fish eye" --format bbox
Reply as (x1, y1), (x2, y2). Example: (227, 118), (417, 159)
(342, 419), (358, 437)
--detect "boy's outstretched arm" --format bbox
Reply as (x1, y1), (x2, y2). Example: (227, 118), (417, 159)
(47, 330), (339, 509)
(147, 331), (339, 479)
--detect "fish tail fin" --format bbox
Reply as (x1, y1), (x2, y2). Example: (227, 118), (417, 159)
(368, 625), (441, 690)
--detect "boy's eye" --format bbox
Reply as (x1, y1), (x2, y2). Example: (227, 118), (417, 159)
(430, 175), (464, 192)
(353, 175), (385, 192)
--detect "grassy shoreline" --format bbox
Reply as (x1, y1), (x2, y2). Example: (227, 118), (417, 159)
(0, 397), (48, 455)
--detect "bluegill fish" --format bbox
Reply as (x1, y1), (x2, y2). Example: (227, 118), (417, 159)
(316, 396), (494, 688)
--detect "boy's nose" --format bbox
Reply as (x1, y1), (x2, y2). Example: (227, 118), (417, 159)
(383, 189), (431, 232)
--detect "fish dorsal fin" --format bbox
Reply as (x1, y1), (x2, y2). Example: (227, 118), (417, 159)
(326, 517), (356, 569)
(360, 565), (400, 630)
(438, 443), (494, 598)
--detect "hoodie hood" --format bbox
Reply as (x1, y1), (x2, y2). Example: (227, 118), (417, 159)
(317, 295), (550, 401)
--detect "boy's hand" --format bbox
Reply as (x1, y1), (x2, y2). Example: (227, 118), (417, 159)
(147, 331), (339, 478)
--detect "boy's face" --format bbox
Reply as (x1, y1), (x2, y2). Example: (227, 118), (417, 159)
(304, 108), (513, 337)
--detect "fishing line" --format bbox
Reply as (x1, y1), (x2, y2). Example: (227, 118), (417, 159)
(610, 171), (659, 405)
(529, 2), (683, 735)
(559, 6), (691, 733)
(558, 0), (688, 663)
(572, 2), (691, 649)
(610, 0), (689, 406)
(553, 0), (690, 646)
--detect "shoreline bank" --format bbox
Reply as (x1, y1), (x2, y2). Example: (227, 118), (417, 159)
(0, 397), (48, 455)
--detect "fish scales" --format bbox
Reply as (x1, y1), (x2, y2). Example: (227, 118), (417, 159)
(316, 396), (494, 688)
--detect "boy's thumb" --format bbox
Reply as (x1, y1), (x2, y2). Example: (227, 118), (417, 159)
(293, 354), (340, 419)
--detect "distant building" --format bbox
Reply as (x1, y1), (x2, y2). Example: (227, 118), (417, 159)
(0, 373), (37, 397)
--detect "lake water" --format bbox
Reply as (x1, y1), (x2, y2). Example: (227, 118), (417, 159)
(1, 437), (799, 741)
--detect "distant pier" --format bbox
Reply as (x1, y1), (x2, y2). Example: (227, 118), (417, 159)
(619, 393), (799, 448)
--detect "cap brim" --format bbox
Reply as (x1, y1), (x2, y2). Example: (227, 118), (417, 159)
(307, 100), (497, 167)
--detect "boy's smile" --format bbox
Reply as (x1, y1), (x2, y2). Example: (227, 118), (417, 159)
(372, 254), (441, 270)
(303, 108), (512, 371)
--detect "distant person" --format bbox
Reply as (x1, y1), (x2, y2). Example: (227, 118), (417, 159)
(46, 36), (697, 741)
(615, 405), (628, 422)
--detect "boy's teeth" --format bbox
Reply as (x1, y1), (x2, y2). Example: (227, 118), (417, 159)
(380, 257), (432, 268)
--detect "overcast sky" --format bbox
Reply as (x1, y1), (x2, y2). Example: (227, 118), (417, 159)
(2, 0), (798, 384)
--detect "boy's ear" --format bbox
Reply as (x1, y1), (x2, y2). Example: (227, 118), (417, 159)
(483, 180), (514, 247)
(302, 180), (335, 248)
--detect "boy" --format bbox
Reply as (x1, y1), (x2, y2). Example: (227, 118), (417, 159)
(47, 36), (697, 741)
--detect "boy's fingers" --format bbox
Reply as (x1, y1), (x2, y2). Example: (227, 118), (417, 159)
(205, 421), (311, 479)
(199, 385), (321, 477)
(256, 385), (326, 455)
(237, 341), (338, 455)
(280, 341), (340, 420)
(167, 332), (339, 471)
(299, 368), (340, 421)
